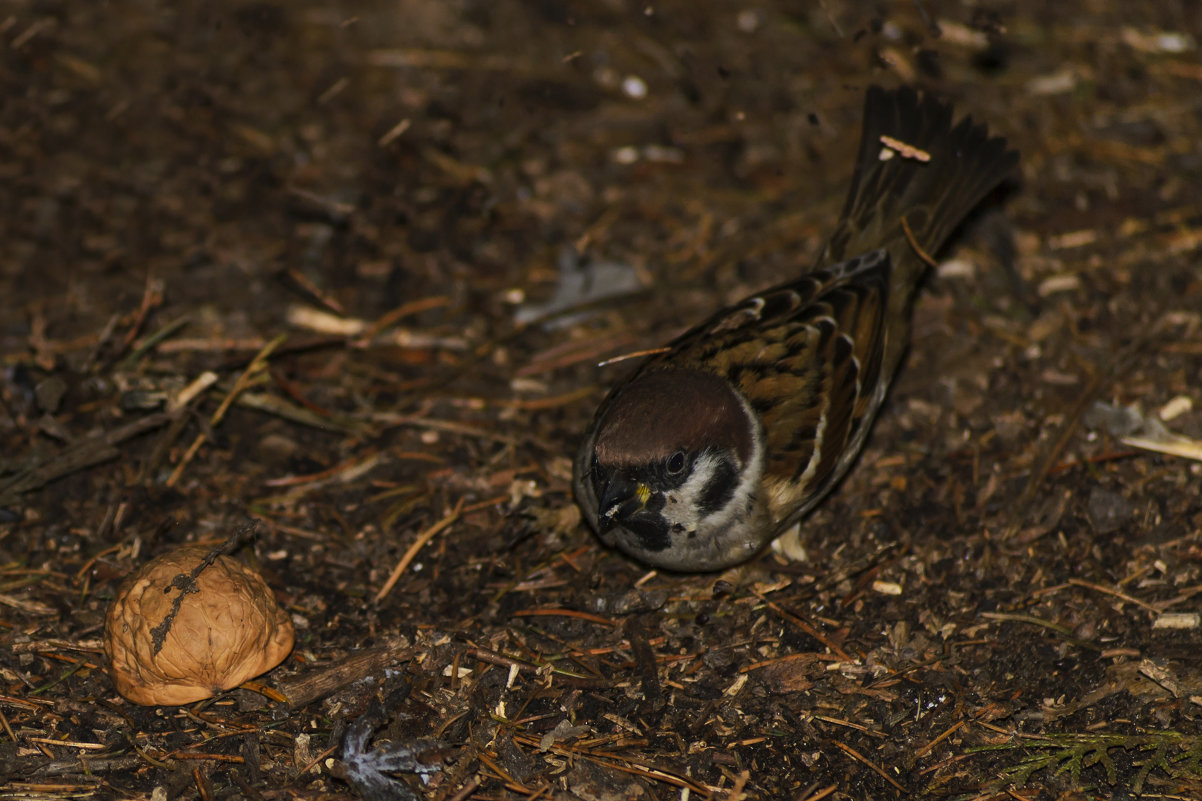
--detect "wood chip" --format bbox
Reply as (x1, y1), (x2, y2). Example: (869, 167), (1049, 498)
(878, 134), (931, 162)
(1153, 612), (1201, 630)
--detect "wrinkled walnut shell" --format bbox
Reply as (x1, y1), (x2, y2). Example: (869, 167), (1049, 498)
(104, 544), (294, 706)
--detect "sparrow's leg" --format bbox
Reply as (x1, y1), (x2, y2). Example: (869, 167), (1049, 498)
(770, 522), (808, 562)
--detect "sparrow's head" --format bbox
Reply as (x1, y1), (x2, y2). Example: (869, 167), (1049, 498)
(575, 368), (768, 571)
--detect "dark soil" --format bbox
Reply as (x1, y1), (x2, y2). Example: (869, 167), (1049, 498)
(3, 1), (1202, 799)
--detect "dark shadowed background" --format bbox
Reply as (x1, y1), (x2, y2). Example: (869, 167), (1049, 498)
(2, 1), (1201, 798)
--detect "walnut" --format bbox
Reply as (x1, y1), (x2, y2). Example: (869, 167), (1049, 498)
(104, 544), (294, 706)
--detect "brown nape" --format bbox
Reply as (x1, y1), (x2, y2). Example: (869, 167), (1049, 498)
(593, 368), (753, 466)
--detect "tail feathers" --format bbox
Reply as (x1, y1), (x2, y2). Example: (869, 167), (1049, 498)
(821, 85), (1018, 289)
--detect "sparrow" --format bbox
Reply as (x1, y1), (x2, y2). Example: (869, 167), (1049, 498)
(573, 85), (1018, 571)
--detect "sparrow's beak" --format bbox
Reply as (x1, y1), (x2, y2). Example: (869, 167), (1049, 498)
(597, 473), (651, 533)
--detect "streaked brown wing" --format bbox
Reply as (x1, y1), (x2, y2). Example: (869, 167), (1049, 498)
(636, 250), (891, 526)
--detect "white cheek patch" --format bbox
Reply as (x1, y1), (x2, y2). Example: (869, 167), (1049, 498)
(701, 391), (765, 534)
(659, 453), (723, 533)
(644, 386), (769, 566)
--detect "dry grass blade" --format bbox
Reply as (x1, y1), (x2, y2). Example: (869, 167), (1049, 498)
(0, 410), (177, 505)
(833, 740), (907, 792)
(166, 335), (286, 488)
(1121, 433), (1202, 462)
(374, 499), (465, 602)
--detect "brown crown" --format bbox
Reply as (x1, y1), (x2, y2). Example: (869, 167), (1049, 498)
(593, 368), (754, 467)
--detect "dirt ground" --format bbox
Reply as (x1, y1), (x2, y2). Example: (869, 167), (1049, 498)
(3, 1), (1202, 799)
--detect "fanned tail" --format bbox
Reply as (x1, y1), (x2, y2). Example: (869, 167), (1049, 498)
(821, 85), (1018, 295)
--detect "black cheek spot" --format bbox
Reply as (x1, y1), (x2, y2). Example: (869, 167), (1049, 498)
(697, 459), (739, 515)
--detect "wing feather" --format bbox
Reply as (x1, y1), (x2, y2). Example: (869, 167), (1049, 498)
(627, 249), (891, 529)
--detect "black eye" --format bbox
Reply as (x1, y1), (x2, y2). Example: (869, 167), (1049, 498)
(666, 450), (687, 475)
